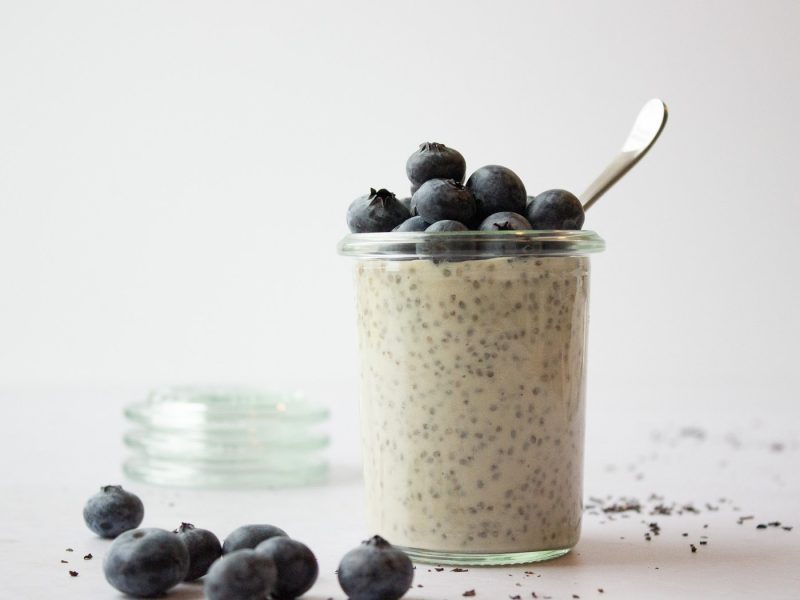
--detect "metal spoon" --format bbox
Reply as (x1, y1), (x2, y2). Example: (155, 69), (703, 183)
(581, 98), (668, 211)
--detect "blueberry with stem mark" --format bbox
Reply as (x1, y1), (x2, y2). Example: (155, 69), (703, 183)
(174, 522), (222, 581)
(83, 485), (144, 539)
(347, 188), (411, 233)
(337, 535), (413, 600)
(406, 142), (466, 188)
(478, 211), (532, 231)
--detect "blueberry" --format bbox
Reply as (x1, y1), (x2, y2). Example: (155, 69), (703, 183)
(406, 142), (466, 188)
(418, 220), (474, 257)
(347, 188), (411, 233)
(525, 189), (585, 230)
(204, 549), (277, 600)
(174, 522), (222, 581)
(478, 211), (532, 231)
(103, 528), (189, 597)
(337, 535), (413, 600)
(222, 524), (288, 554)
(425, 220), (469, 232)
(412, 179), (476, 224)
(83, 485), (144, 539)
(393, 216), (430, 232)
(465, 165), (527, 221)
(255, 537), (318, 600)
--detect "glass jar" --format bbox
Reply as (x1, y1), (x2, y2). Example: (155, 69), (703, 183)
(338, 230), (605, 565)
(123, 387), (330, 488)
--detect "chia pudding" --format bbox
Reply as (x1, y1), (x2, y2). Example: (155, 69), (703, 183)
(352, 253), (591, 556)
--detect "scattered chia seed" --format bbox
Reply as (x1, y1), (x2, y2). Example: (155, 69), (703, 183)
(690, 544), (697, 553)
(737, 516), (754, 525)
(452, 567), (469, 572)
(68, 570), (78, 577)
(598, 589), (604, 594)
(65, 548), (73, 552)
(463, 590), (476, 597)
(60, 560), (68, 564)
(602, 500), (641, 514)
(83, 553), (92, 560)
(768, 521), (781, 527)
(699, 541), (708, 545)
(757, 524), (768, 529)
(510, 595), (521, 599)
(435, 567), (445, 572)
(783, 526), (793, 531)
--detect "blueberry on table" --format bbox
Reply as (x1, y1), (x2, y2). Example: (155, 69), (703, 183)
(83, 485), (144, 539)
(406, 142), (466, 188)
(222, 524), (288, 554)
(478, 211), (532, 231)
(204, 549), (277, 600)
(525, 189), (585, 230)
(412, 179), (476, 224)
(426, 220), (469, 232)
(347, 188), (411, 233)
(337, 535), (413, 600)
(466, 165), (527, 221)
(393, 215), (430, 232)
(103, 528), (189, 597)
(255, 536), (319, 600)
(174, 522), (222, 581)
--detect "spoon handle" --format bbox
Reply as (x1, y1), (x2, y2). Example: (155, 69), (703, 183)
(581, 99), (668, 211)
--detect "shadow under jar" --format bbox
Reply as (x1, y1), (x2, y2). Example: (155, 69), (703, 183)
(338, 230), (605, 566)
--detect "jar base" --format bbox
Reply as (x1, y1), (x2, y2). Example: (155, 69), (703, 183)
(398, 545), (572, 566)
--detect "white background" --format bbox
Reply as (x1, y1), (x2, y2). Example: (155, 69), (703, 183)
(1, 0), (799, 399)
(2, 2), (800, 598)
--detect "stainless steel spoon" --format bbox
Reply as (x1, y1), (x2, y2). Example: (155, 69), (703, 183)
(581, 98), (668, 211)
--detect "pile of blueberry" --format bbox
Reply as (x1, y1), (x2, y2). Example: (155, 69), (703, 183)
(346, 142), (585, 234)
(83, 485), (413, 599)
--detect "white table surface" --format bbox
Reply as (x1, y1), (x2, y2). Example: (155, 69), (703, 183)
(1, 381), (798, 599)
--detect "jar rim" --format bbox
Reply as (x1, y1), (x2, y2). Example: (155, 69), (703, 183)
(338, 230), (605, 259)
